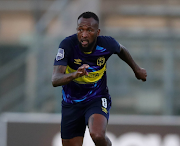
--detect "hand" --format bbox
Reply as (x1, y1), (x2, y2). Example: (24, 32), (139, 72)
(135, 68), (147, 82)
(74, 64), (89, 78)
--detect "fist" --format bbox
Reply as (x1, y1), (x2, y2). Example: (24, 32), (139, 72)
(135, 68), (147, 82)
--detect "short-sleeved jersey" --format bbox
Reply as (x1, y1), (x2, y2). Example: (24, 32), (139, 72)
(54, 34), (121, 104)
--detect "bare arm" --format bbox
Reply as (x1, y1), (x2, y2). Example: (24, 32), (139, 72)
(52, 64), (89, 87)
(118, 45), (147, 81)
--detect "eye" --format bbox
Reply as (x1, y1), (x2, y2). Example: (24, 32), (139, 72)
(88, 30), (92, 32)
(77, 28), (83, 32)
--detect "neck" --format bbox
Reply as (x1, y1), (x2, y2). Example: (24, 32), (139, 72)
(79, 39), (97, 53)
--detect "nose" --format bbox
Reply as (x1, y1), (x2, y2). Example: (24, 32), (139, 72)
(82, 31), (88, 38)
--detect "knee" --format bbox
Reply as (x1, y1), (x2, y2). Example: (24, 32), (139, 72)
(90, 132), (105, 144)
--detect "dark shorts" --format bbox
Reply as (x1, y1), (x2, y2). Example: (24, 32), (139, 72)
(61, 97), (111, 139)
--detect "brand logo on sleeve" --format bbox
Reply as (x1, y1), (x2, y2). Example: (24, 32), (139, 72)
(56, 48), (64, 61)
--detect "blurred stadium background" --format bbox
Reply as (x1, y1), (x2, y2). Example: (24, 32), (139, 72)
(0, 0), (180, 146)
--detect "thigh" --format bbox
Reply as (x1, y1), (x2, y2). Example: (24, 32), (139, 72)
(88, 113), (108, 134)
(61, 102), (86, 139)
(85, 97), (111, 125)
(62, 137), (83, 146)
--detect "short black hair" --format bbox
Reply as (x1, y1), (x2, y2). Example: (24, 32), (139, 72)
(78, 12), (99, 24)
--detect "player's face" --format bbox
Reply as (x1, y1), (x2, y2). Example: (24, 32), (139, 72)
(77, 17), (100, 52)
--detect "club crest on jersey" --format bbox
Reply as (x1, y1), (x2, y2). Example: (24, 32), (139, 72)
(97, 57), (105, 66)
(56, 48), (64, 61)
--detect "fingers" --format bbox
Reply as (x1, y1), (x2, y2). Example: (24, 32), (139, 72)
(76, 64), (89, 77)
(135, 68), (147, 82)
(143, 70), (147, 82)
(141, 72), (147, 82)
(142, 78), (146, 82)
(79, 64), (89, 70)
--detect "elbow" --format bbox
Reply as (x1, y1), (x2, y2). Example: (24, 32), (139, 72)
(52, 82), (57, 87)
(52, 80), (57, 87)
(52, 78), (63, 87)
(51, 78), (59, 87)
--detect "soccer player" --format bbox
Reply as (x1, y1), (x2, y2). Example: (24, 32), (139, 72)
(52, 12), (147, 146)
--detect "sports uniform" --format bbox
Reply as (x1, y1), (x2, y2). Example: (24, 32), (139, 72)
(54, 34), (121, 139)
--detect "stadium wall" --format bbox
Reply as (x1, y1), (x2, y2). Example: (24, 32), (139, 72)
(0, 113), (180, 146)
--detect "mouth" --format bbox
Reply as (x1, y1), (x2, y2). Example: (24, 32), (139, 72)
(81, 40), (89, 46)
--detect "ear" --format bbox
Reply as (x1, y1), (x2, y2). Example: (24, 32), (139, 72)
(97, 29), (100, 36)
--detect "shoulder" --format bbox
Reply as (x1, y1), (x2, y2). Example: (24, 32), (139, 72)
(60, 34), (78, 47)
(54, 34), (77, 66)
(65, 34), (78, 41)
(97, 36), (120, 53)
(56, 34), (78, 61)
(98, 35), (116, 41)
(97, 36), (119, 46)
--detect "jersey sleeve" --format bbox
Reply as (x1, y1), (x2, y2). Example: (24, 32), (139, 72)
(99, 36), (121, 54)
(108, 36), (121, 54)
(54, 38), (70, 66)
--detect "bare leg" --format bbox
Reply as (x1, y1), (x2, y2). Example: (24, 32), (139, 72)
(62, 136), (83, 146)
(88, 114), (112, 146)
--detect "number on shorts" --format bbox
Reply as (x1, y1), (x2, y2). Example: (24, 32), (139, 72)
(101, 98), (107, 108)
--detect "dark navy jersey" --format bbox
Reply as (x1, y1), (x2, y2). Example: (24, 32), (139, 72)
(54, 34), (121, 104)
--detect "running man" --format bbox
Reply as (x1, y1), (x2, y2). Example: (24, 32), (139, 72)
(52, 11), (147, 146)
